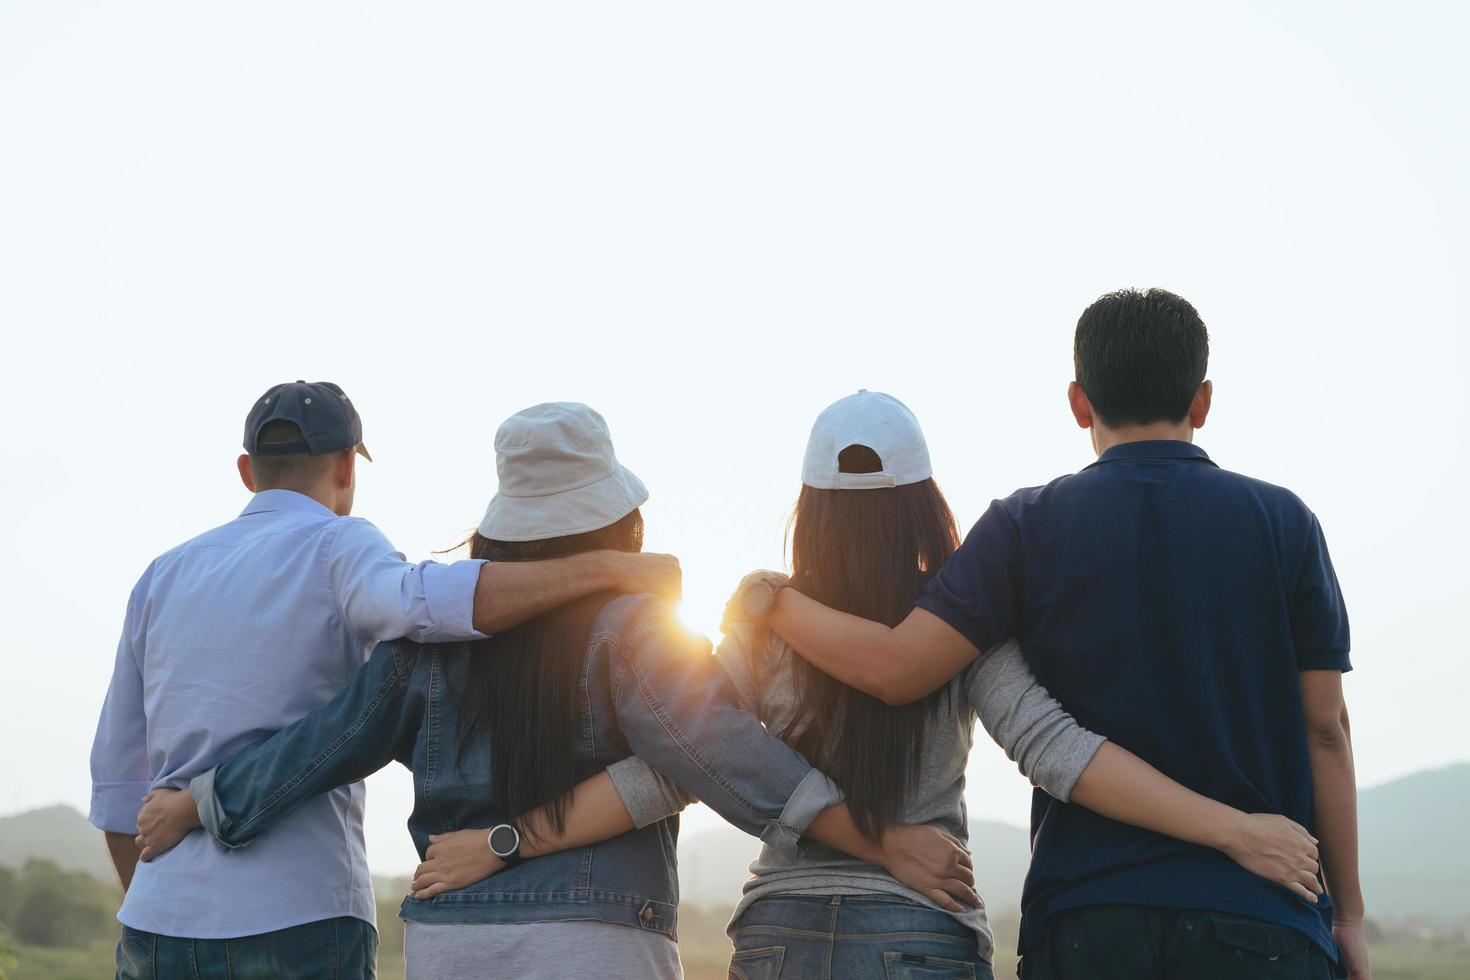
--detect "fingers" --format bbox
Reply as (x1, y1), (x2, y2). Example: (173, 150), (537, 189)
(410, 871), (440, 894)
(1298, 870), (1324, 896)
(941, 879), (981, 909)
(412, 881), (452, 901)
(925, 888), (966, 914)
(952, 861), (975, 888)
(1286, 881), (1319, 903)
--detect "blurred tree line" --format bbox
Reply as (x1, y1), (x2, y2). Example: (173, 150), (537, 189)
(0, 860), (113, 950)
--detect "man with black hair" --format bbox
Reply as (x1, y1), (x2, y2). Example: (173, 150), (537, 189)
(89, 381), (681, 979)
(726, 290), (1368, 979)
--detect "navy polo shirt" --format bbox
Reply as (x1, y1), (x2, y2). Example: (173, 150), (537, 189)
(916, 440), (1350, 959)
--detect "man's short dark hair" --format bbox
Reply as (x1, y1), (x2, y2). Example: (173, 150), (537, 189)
(1074, 288), (1210, 427)
(248, 420), (340, 489)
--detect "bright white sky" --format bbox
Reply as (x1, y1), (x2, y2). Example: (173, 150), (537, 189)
(2, 2), (1466, 875)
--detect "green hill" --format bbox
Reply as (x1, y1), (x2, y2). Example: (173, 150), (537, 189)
(1357, 761), (1470, 920)
(0, 806), (111, 881)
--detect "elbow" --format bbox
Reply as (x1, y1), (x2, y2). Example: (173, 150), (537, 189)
(873, 669), (928, 706)
(1305, 708), (1350, 751)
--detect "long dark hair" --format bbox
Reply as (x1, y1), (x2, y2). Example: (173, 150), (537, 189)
(783, 445), (959, 841)
(455, 509), (644, 841)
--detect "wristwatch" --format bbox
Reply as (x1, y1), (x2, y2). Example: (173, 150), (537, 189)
(488, 823), (523, 869)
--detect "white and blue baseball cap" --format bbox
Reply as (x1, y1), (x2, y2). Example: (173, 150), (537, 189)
(801, 390), (933, 490)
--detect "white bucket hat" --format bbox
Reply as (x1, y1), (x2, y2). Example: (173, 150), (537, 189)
(478, 402), (648, 542)
(801, 389), (933, 489)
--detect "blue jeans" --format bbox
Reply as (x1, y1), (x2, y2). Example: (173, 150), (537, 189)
(115, 917), (377, 980)
(730, 895), (993, 980)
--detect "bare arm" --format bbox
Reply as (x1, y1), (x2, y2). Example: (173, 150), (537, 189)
(764, 587), (979, 705)
(412, 775), (980, 911)
(104, 831), (141, 892)
(1070, 743), (1323, 902)
(472, 552), (680, 635)
(1300, 670), (1369, 977)
(805, 804), (979, 912)
(411, 771), (636, 898)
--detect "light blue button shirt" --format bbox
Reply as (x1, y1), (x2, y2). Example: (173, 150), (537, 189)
(89, 489), (484, 939)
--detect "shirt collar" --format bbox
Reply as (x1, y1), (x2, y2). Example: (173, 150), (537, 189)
(240, 488), (338, 519)
(1089, 440), (1216, 468)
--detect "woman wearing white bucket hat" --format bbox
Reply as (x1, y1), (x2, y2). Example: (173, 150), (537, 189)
(708, 391), (1325, 978)
(134, 402), (983, 979)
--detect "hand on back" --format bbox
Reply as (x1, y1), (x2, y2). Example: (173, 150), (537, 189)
(135, 787), (204, 861)
(1218, 812), (1324, 903)
(877, 824), (979, 913)
(411, 828), (505, 899)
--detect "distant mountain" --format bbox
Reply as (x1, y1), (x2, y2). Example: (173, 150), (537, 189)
(0, 804), (113, 880)
(1357, 761), (1469, 920)
(6, 762), (1468, 922)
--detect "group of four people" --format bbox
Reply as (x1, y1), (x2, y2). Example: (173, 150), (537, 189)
(92, 287), (1366, 979)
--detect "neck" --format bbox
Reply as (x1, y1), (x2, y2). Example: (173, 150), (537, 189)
(1090, 420), (1194, 456)
(262, 484), (342, 514)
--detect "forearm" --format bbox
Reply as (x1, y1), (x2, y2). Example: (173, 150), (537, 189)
(195, 646), (409, 846)
(473, 552), (617, 635)
(517, 771), (635, 856)
(1069, 742), (1248, 852)
(104, 832), (140, 891)
(1309, 710), (1364, 921)
(804, 804), (886, 863)
(767, 588), (904, 699)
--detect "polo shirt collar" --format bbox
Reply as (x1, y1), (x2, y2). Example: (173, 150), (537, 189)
(241, 488), (338, 519)
(1089, 440), (1216, 468)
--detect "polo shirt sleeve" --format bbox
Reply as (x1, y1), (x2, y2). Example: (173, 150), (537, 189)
(914, 499), (1020, 655)
(1291, 515), (1351, 672)
(328, 518), (487, 646)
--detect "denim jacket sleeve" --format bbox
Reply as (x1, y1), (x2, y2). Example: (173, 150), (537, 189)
(606, 602), (841, 856)
(966, 638), (1105, 802)
(190, 640), (419, 848)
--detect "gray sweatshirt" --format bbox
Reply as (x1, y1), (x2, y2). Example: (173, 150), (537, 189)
(607, 627), (1105, 962)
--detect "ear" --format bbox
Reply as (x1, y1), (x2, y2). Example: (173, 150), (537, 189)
(334, 448), (357, 490)
(237, 454), (257, 493)
(1189, 380), (1213, 429)
(1068, 382), (1094, 429)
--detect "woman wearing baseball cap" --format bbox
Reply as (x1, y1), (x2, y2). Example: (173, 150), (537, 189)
(710, 391), (1325, 978)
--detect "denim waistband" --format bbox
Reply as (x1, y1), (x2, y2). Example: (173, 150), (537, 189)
(733, 894), (975, 941)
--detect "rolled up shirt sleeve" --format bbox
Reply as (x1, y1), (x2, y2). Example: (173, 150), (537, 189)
(606, 757), (695, 829)
(967, 639), (1105, 802)
(328, 518), (486, 645)
(90, 588), (153, 833)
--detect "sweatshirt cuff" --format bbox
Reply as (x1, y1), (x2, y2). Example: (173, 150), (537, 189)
(759, 769), (844, 859)
(190, 768), (248, 850)
(89, 780), (152, 834)
(1037, 730), (1107, 803)
(607, 757), (690, 829)
(419, 559), (487, 643)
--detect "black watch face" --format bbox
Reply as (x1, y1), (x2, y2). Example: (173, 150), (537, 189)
(489, 824), (519, 857)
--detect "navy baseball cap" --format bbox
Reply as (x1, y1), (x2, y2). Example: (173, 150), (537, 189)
(243, 381), (372, 460)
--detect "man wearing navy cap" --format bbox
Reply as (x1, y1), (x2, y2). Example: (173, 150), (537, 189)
(89, 381), (680, 979)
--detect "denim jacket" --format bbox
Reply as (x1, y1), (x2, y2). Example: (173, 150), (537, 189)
(191, 594), (841, 940)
